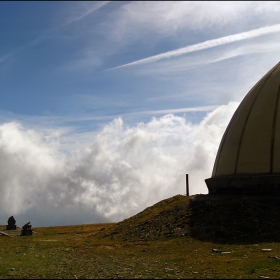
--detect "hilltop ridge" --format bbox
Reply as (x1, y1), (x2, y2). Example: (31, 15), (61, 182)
(96, 194), (280, 244)
(97, 194), (190, 241)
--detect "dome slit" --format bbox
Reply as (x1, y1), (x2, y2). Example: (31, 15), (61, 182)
(270, 81), (280, 173)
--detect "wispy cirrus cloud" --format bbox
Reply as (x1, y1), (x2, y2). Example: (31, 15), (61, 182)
(0, 2), (110, 67)
(101, 2), (280, 45)
(62, 1), (110, 26)
(108, 24), (280, 70)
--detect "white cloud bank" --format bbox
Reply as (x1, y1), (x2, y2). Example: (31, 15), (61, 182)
(0, 102), (239, 227)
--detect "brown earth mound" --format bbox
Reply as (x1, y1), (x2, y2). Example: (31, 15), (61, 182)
(97, 195), (191, 241)
(97, 194), (280, 244)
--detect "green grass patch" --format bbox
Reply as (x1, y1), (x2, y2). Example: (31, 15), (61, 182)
(1, 194), (280, 278)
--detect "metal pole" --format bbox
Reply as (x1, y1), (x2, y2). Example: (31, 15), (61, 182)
(186, 174), (189, 196)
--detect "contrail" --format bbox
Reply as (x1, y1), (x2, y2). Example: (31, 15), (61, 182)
(108, 24), (280, 70)
(63, 1), (110, 25)
(139, 105), (220, 115)
(1, 2), (111, 66)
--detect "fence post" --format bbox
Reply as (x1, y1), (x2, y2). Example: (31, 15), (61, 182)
(186, 174), (189, 196)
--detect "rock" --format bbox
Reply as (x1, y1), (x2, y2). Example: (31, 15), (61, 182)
(212, 249), (220, 252)
(6, 216), (16, 230)
(21, 222), (33, 236)
(269, 256), (280, 260)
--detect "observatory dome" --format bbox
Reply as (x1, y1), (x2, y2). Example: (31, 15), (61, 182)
(205, 62), (280, 195)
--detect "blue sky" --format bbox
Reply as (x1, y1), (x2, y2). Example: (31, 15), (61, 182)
(1, 1), (280, 226)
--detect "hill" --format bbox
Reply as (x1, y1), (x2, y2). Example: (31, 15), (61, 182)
(97, 194), (280, 244)
(96, 194), (191, 241)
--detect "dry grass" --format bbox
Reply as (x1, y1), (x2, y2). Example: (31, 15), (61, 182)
(1, 194), (280, 279)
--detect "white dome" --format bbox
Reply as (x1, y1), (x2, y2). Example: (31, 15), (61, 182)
(206, 62), (280, 195)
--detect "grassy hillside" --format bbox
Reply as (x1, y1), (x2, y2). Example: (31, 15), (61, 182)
(96, 194), (191, 241)
(97, 194), (280, 244)
(1, 194), (280, 278)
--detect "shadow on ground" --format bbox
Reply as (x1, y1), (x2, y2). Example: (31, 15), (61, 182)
(189, 195), (280, 244)
(96, 194), (280, 245)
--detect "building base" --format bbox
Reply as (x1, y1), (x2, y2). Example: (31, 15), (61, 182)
(205, 174), (280, 195)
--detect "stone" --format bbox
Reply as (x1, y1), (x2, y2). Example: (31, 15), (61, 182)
(20, 222), (33, 236)
(6, 216), (16, 230)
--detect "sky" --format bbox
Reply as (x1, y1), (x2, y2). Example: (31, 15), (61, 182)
(1, 1), (280, 227)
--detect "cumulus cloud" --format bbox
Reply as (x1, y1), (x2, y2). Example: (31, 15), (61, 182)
(0, 102), (239, 227)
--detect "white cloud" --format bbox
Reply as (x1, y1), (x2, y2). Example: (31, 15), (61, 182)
(0, 102), (239, 226)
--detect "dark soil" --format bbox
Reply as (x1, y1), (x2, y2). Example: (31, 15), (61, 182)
(97, 195), (191, 241)
(189, 195), (280, 244)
